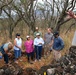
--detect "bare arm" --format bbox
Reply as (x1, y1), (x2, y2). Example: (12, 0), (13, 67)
(50, 39), (54, 47)
(14, 39), (21, 49)
(4, 48), (8, 54)
(4, 48), (12, 56)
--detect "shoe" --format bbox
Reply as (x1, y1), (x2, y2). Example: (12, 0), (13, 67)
(39, 59), (41, 61)
(19, 59), (22, 61)
(50, 50), (52, 53)
(15, 61), (18, 64)
(35, 59), (37, 62)
(8, 64), (12, 67)
(5, 63), (12, 67)
(29, 62), (33, 64)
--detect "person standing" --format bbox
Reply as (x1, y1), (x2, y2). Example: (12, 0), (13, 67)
(14, 33), (22, 63)
(34, 27), (42, 58)
(34, 27), (42, 38)
(34, 33), (44, 61)
(44, 28), (54, 57)
(53, 31), (64, 61)
(24, 35), (34, 64)
(0, 42), (13, 66)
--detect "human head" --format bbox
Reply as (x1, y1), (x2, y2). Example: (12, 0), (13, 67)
(36, 33), (40, 38)
(54, 31), (59, 38)
(16, 33), (20, 39)
(47, 28), (51, 33)
(8, 43), (13, 50)
(26, 35), (30, 40)
(35, 27), (39, 31)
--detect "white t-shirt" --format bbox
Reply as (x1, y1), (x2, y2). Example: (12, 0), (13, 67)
(14, 38), (22, 50)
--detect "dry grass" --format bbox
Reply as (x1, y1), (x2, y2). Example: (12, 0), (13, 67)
(61, 30), (75, 56)
(0, 28), (75, 70)
(17, 30), (76, 70)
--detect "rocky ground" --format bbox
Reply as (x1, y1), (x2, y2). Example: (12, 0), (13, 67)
(0, 46), (76, 75)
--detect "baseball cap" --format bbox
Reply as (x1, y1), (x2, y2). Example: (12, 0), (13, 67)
(26, 35), (30, 38)
(16, 33), (20, 36)
(54, 31), (59, 35)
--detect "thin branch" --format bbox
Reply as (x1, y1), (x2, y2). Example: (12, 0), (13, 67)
(65, 22), (75, 34)
(0, 0), (13, 10)
(67, 0), (76, 10)
(3, 9), (14, 22)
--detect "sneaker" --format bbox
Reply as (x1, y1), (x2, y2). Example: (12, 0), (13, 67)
(19, 59), (22, 61)
(15, 61), (18, 64)
(5, 63), (12, 67)
(29, 62), (33, 64)
(39, 59), (41, 61)
(8, 64), (12, 67)
(35, 59), (37, 62)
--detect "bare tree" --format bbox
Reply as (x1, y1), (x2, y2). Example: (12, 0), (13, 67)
(12, 0), (38, 33)
(36, 0), (76, 31)
(0, 0), (76, 39)
(0, 0), (22, 39)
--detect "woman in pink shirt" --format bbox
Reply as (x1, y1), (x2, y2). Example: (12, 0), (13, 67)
(24, 35), (34, 64)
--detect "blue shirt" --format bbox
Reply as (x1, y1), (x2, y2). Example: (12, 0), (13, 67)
(53, 36), (64, 50)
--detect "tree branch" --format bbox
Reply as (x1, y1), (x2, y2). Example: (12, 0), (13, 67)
(65, 22), (76, 34)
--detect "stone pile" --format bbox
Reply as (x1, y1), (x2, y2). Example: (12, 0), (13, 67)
(0, 46), (76, 75)
(0, 63), (23, 75)
(25, 46), (76, 75)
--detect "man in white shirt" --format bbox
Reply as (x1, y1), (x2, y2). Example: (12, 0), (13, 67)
(34, 33), (44, 61)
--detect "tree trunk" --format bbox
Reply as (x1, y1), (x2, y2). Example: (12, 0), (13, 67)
(9, 24), (13, 39)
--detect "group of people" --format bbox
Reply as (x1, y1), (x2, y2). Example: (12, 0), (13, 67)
(0, 27), (64, 66)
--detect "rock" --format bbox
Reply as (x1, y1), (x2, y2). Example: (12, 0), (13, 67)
(0, 63), (23, 75)
(25, 46), (76, 75)
(0, 46), (76, 75)
(26, 68), (37, 75)
(47, 68), (55, 75)
(0, 69), (4, 75)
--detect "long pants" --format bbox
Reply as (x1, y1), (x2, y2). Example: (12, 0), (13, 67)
(44, 44), (51, 56)
(53, 50), (61, 61)
(26, 52), (34, 62)
(35, 46), (42, 60)
(3, 54), (9, 64)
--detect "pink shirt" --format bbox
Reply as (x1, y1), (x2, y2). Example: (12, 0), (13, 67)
(24, 40), (34, 53)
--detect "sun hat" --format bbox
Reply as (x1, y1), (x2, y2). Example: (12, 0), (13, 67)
(26, 35), (30, 38)
(36, 33), (40, 36)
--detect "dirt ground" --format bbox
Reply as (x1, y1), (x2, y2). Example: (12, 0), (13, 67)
(0, 52), (53, 70)
(0, 49), (67, 70)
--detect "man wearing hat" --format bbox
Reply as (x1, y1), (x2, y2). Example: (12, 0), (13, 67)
(34, 27), (42, 38)
(34, 33), (44, 61)
(53, 31), (64, 61)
